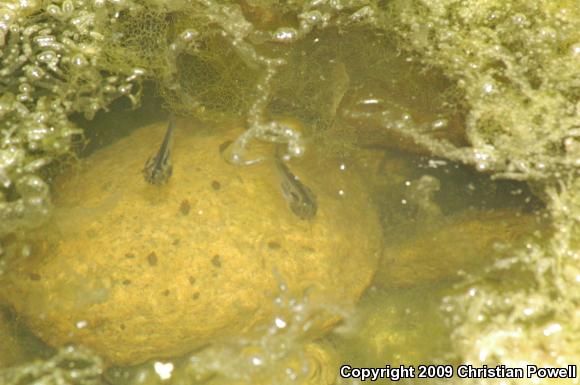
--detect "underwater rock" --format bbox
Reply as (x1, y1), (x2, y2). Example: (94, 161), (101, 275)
(194, 342), (338, 385)
(0, 309), (25, 368)
(0, 119), (382, 365)
(340, 103), (467, 157)
(333, 287), (450, 369)
(374, 209), (540, 288)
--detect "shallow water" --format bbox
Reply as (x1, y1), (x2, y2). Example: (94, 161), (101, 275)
(0, 19), (569, 385)
(2, 0), (579, 382)
(0, 97), (548, 384)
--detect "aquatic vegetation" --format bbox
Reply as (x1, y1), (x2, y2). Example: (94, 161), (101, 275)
(0, 0), (143, 240)
(0, 345), (104, 385)
(378, 2), (580, 381)
(442, 179), (580, 384)
(381, 0), (580, 179)
(0, 0), (380, 239)
(1, 0), (579, 383)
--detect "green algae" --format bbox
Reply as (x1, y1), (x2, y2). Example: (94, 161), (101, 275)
(0, 345), (104, 385)
(1, 0), (579, 383)
(378, 2), (580, 380)
(382, 0), (580, 178)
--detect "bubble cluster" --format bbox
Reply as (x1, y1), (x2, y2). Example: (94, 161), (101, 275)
(0, 345), (103, 385)
(0, 0), (144, 244)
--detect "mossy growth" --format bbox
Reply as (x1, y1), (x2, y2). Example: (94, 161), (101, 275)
(383, 0), (580, 179)
(379, 0), (580, 375)
(1, 0), (580, 381)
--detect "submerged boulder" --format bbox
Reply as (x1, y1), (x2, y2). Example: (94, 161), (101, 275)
(0, 119), (382, 365)
(375, 209), (540, 288)
(0, 309), (25, 368)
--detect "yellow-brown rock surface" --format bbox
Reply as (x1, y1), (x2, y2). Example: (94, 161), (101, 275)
(0, 119), (382, 365)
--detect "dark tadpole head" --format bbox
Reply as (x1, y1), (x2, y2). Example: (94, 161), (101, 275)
(143, 158), (173, 185)
(276, 149), (317, 220)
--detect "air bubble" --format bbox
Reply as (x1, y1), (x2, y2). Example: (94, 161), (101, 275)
(118, 84), (132, 94)
(153, 362), (174, 380)
(103, 85), (116, 93)
(62, 0), (74, 16)
(301, 10), (324, 25)
(274, 317), (287, 329)
(250, 355), (263, 366)
(27, 127), (49, 141)
(538, 27), (556, 41)
(46, 5), (61, 17)
(523, 307), (535, 316)
(360, 98), (381, 105)
(34, 35), (57, 48)
(431, 118), (447, 130)
(37, 50), (57, 64)
(482, 82), (495, 94)
(273, 28), (297, 43)
(25, 65), (44, 80)
(180, 29), (198, 42)
(511, 13), (528, 26)
(19, 83), (32, 94)
(72, 54), (88, 67)
(18, 174), (49, 195)
(542, 323), (562, 336)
